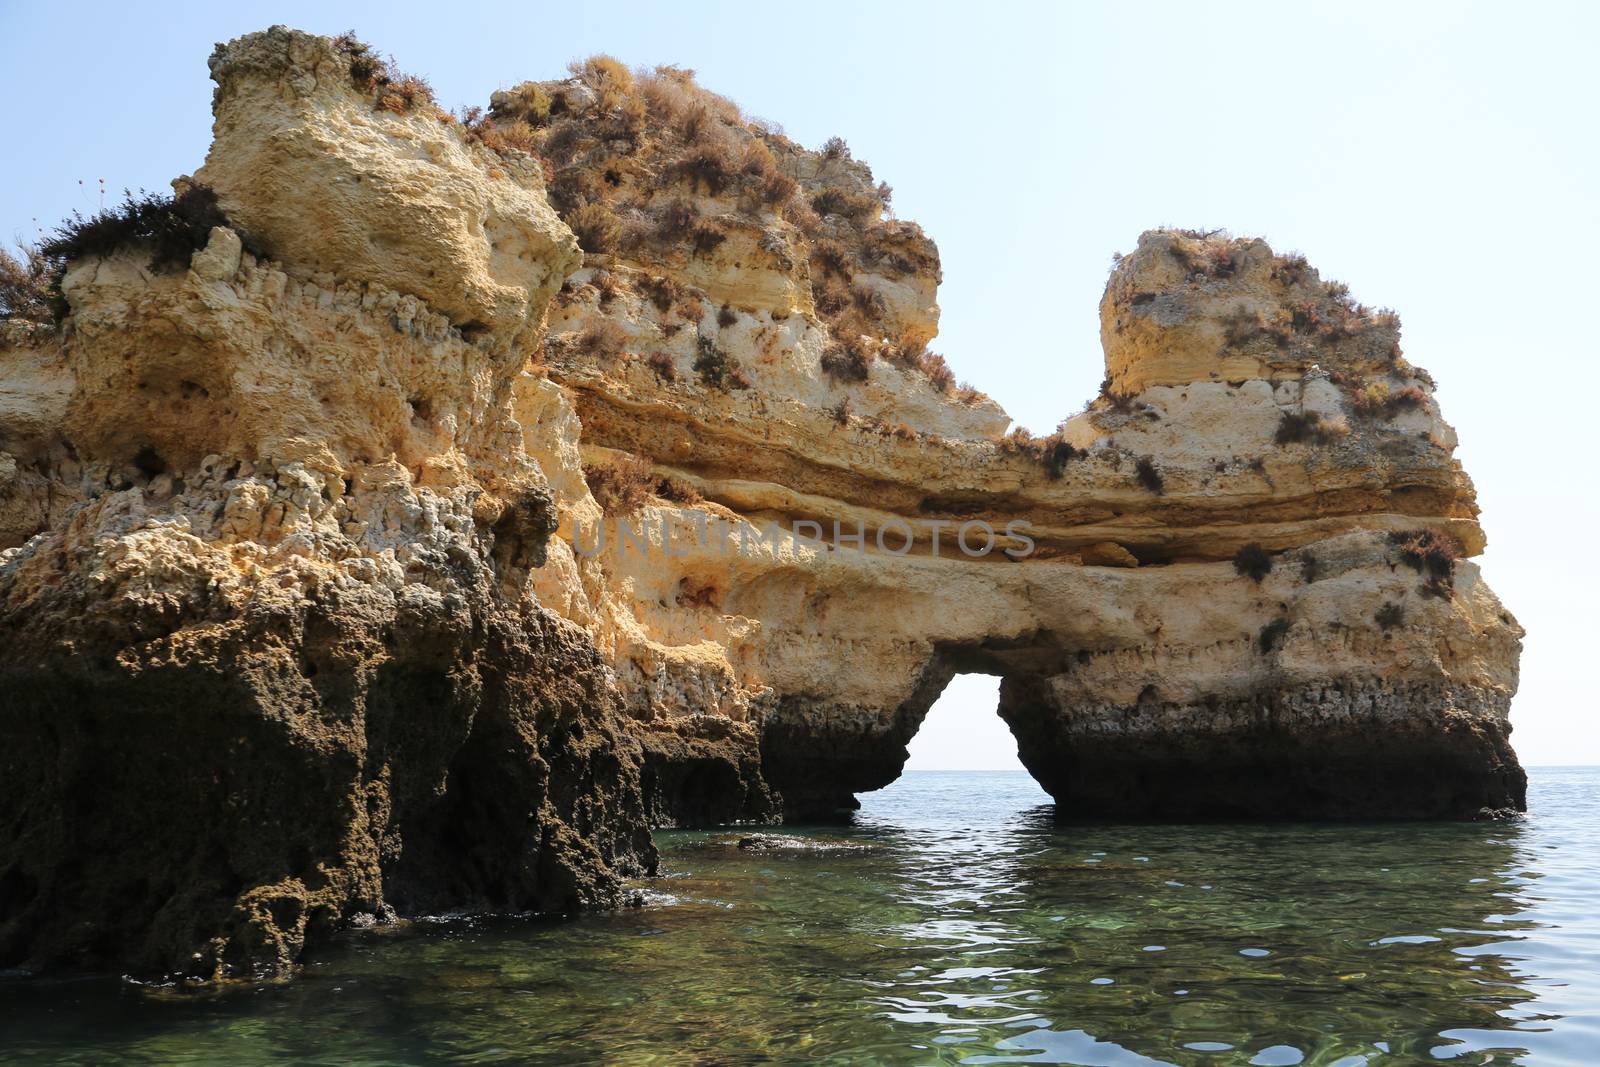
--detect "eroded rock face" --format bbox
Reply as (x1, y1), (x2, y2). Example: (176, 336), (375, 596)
(530, 156), (1522, 824)
(195, 26), (580, 347)
(0, 235), (659, 978)
(0, 28), (1523, 978)
(0, 30), (646, 981)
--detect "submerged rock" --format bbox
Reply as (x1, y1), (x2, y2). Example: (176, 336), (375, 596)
(730, 834), (873, 853)
(0, 28), (1523, 979)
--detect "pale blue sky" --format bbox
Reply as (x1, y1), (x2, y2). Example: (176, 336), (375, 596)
(3, 1), (1594, 766)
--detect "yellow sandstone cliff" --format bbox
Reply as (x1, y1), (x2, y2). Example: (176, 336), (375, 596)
(0, 27), (1522, 980)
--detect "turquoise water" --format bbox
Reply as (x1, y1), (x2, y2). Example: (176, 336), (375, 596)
(2, 768), (1598, 1065)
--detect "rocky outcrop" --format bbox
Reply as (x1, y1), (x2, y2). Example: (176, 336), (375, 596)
(0, 27), (1523, 979)
(194, 30), (577, 348)
(520, 90), (1523, 823)
(0, 28), (646, 981)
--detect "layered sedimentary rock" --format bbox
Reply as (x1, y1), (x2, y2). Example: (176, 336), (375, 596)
(0, 29), (653, 981)
(511, 69), (1523, 824)
(0, 27), (1522, 978)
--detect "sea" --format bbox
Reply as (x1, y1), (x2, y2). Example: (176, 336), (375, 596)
(2, 767), (1597, 1065)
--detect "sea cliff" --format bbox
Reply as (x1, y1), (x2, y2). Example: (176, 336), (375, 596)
(0, 27), (1522, 979)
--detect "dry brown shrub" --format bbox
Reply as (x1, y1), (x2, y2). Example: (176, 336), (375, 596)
(566, 201), (621, 253)
(678, 102), (713, 144)
(676, 142), (738, 195)
(1392, 383), (1428, 409)
(377, 74), (433, 114)
(640, 275), (686, 313)
(882, 338), (922, 370)
(465, 111), (539, 155)
(694, 335), (750, 391)
(812, 274), (851, 318)
(850, 284), (887, 320)
(640, 73), (689, 125)
(585, 453), (654, 514)
(1275, 411), (1338, 445)
(689, 220), (727, 255)
(811, 239), (853, 279)
(1134, 456), (1164, 494)
(657, 475), (702, 505)
(820, 339), (870, 384)
(569, 54), (634, 111)
(576, 319), (630, 360)
(1391, 528), (1460, 597)
(334, 32), (389, 91)
(811, 187), (879, 223)
(655, 199), (699, 243)
(592, 270), (622, 307)
(739, 138), (776, 178)
(917, 351), (956, 393)
(784, 197), (823, 235)
(490, 82), (553, 125)
(751, 170), (798, 208)
(644, 351), (677, 381)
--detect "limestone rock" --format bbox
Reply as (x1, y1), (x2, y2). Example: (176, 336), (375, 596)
(0, 30), (643, 982)
(1079, 542), (1139, 567)
(195, 26), (580, 347)
(0, 28), (1525, 981)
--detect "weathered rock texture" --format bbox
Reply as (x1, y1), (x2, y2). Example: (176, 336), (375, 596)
(0, 28), (647, 981)
(0, 28), (1522, 978)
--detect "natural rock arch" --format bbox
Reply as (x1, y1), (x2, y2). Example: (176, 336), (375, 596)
(543, 226), (1523, 832)
(0, 27), (1523, 981)
(756, 617), (1522, 824)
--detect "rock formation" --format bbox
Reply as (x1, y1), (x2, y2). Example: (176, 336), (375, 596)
(0, 27), (1523, 979)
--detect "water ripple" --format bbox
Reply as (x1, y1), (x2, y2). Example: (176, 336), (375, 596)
(3, 769), (1599, 1065)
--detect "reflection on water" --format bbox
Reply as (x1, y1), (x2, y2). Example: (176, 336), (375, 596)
(2, 769), (1598, 1065)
